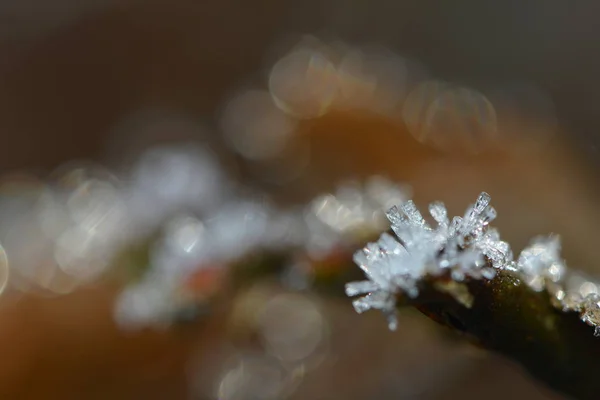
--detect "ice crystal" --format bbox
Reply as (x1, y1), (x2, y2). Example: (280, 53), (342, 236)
(347, 190), (600, 337)
(346, 192), (503, 329)
(557, 272), (600, 333)
(581, 294), (600, 337)
(517, 236), (565, 292)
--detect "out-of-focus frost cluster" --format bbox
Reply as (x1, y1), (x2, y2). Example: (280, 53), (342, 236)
(115, 163), (409, 329)
(0, 166), (128, 295)
(0, 140), (409, 330)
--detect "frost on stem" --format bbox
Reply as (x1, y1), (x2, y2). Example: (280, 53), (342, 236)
(346, 192), (600, 337)
(346, 192), (503, 330)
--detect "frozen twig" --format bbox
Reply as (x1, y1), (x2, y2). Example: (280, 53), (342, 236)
(110, 175), (600, 399)
(346, 192), (600, 400)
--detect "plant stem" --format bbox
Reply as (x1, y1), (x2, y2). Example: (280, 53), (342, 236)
(415, 269), (600, 400)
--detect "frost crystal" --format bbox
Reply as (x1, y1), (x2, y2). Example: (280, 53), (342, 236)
(346, 192), (503, 329)
(347, 190), (600, 337)
(581, 294), (600, 337)
(517, 236), (565, 292)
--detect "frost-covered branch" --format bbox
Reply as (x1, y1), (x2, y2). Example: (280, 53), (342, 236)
(8, 141), (600, 399)
(346, 192), (600, 400)
(413, 269), (600, 400)
(112, 185), (600, 399)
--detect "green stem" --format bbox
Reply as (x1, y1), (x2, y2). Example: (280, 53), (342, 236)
(416, 270), (600, 400)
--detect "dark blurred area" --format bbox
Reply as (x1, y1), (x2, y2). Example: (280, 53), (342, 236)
(0, 0), (599, 171)
(0, 1), (599, 399)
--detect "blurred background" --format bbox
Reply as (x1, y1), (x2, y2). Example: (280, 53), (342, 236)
(0, 0), (599, 398)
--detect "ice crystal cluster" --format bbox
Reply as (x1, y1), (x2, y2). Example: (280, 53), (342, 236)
(346, 192), (600, 336)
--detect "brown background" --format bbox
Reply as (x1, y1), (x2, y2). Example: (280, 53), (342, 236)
(0, 1), (599, 399)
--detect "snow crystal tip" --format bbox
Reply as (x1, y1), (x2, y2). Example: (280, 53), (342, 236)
(387, 314), (399, 331)
(345, 280), (378, 296)
(476, 192), (491, 208)
(428, 201), (448, 227)
(352, 297), (373, 314)
(385, 205), (404, 226)
(399, 200), (428, 228)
